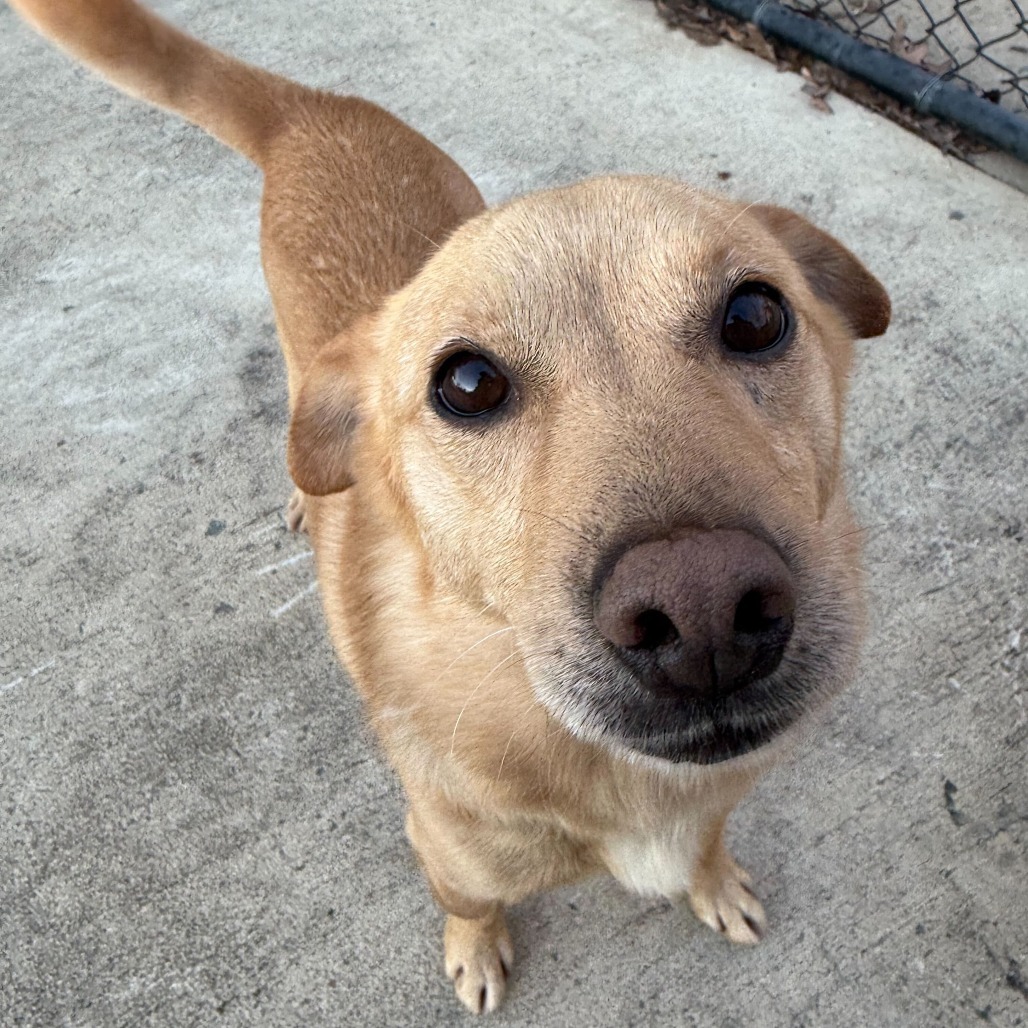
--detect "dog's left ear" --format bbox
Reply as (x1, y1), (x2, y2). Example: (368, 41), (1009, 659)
(287, 328), (367, 497)
(751, 204), (891, 339)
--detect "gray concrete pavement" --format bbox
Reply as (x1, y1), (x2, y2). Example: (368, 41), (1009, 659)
(1, 0), (1026, 1025)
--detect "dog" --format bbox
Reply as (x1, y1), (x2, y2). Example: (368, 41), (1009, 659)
(11, 0), (890, 1013)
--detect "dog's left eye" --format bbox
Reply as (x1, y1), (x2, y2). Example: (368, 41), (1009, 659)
(721, 283), (790, 355)
(434, 350), (511, 417)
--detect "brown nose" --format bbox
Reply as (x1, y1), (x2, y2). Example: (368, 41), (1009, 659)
(594, 530), (795, 701)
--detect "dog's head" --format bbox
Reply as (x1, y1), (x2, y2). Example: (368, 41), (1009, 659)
(289, 177), (889, 766)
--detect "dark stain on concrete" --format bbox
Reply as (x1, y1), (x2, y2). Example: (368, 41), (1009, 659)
(944, 779), (969, 827)
(1005, 957), (1028, 1000)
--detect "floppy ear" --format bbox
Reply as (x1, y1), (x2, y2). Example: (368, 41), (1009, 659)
(751, 205), (891, 339)
(287, 332), (365, 497)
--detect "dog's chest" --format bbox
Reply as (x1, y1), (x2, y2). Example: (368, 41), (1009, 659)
(599, 820), (701, 899)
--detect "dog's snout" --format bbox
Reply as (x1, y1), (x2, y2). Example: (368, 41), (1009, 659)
(594, 530), (796, 701)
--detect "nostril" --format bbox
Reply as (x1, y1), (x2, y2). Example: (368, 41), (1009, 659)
(733, 588), (790, 637)
(734, 589), (772, 635)
(630, 609), (679, 651)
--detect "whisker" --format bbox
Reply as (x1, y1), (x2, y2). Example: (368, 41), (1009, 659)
(517, 507), (592, 545)
(495, 729), (518, 783)
(721, 200), (760, 236)
(825, 522), (892, 546)
(376, 211), (443, 253)
(435, 625), (515, 682)
(449, 650), (525, 757)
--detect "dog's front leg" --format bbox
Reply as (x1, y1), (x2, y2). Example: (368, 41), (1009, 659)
(405, 806), (514, 1014)
(686, 811), (767, 946)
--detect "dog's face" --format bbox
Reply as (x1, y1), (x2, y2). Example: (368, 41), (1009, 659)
(290, 176), (889, 766)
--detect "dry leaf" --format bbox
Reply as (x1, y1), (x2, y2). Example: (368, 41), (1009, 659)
(681, 25), (721, 45)
(802, 82), (831, 98)
(747, 28), (776, 61)
(888, 16), (908, 55)
(901, 41), (930, 65)
(801, 77), (833, 113)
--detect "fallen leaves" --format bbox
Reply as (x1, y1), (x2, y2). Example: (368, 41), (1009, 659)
(801, 65), (834, 113)
(888, 14), (955, 76)
(724, 18), (778, 61)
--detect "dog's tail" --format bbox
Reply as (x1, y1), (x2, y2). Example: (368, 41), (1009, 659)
(9, 0), (301, 164)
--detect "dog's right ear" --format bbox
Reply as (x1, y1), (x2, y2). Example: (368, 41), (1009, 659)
(287, 330), (366, 497)
(751, 204), (891, 339)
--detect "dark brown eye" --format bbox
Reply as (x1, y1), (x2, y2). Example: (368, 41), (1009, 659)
(434, 350), (510, 417)
(722, 283), (789, 355)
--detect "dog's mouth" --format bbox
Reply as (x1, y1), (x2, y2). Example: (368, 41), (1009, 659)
(544, 656), (818, 764)
(520, 573), (861, 766)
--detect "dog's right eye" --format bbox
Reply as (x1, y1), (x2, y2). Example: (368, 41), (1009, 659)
(434, 350), (511, 418)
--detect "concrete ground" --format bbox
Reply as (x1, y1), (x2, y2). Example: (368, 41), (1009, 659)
(1, 0), (1026, 1024)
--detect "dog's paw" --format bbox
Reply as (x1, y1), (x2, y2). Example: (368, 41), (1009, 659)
(444, 909), (513, 1014)
(687, 851), (766, 946)
(284, 488), (309, 534)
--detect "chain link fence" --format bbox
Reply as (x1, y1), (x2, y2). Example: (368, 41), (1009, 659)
(791, 0), (1027, 114)
(655, 0), (1028, 162)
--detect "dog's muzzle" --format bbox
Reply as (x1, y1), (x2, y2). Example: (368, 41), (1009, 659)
(525, 527), (858, 765)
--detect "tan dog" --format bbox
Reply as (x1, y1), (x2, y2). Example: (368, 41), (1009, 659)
(12, 0), (890, 1014)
